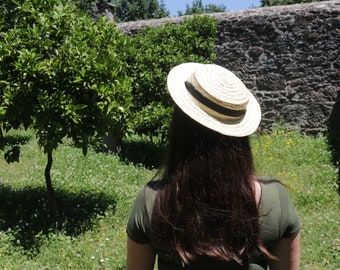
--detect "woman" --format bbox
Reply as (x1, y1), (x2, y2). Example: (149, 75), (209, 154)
(126, 63), (300, 269)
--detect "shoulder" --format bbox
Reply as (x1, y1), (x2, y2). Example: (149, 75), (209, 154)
(258, 177), (296, 202)
(133, 182), (159, 212)
(258, 179), (282, 226)
(126, 182), (160, 244)
(136, 181), (163, 218)
(258, 177), (300, 241)
(258, 177), (283, 205)
(259, 178), (295, 210)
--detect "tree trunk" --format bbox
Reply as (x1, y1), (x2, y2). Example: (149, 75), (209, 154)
(45, 150), (57, 223)
(102, 131), (122, 153)
(0, 126), (3, 143)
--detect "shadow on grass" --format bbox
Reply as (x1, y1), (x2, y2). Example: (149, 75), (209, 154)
(119, 139), (165, 169)
(0, 185), (116, 253)
(327, 91), (340, 194)
(0, 133), (32, 148)
(0, 132), (33, 163)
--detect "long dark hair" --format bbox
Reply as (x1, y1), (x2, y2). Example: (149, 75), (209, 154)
(152, 106), (267, 266)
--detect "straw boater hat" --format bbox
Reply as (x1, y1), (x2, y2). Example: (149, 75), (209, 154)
(167, 63), (261, 137)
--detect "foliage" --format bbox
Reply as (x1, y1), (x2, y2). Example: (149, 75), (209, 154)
(70, 0), (96, 17)
(260, 0), (329, 6)
(113, 0), (169, 22)
(124, 15), (218, 140)
(0, 0), (132, 154)
(0, 1), (219, 147)
(0, 0), (23, 31)
(70, 0), (170, 22)
(112, 0), (169, 22)
(177, 0), (226, 16)
(0, 128), (338, 269)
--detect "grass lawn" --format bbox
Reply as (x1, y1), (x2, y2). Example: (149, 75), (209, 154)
(0, 128), (339, 269)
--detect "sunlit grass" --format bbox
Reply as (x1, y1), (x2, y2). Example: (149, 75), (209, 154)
(0, 127), (339, 269)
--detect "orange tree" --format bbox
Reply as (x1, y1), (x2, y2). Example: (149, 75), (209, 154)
(0, 0), (132, 221)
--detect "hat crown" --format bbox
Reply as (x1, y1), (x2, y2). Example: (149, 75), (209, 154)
(167, 62), (261, 137)
(191, 65), (249, 112)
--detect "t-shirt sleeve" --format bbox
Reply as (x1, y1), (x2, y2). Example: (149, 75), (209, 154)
(126, 187), (151, 244)
(276, 183), (300, 238)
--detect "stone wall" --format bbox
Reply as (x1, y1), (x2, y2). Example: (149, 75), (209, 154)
(117, 1), (340, 135)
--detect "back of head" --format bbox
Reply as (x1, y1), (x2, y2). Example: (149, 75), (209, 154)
(163, 106), (254, 179)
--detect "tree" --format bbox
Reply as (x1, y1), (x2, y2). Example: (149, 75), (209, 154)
(205, 3), (227, 13)
(178, 0), (226, 16)
(112, 0), (169, 22)
(70, 0), (170, 22)
(261, 0), (328, 6)
(0, 0), (132, 221)
(71, 0), (96, 16)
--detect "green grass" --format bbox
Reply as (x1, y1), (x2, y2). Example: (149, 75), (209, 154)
(0, 127), (339, 269)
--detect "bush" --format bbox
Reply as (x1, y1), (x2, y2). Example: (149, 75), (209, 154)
(124, 15), (218, 140)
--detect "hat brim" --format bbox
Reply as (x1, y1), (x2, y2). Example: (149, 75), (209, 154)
(167, 63), (261, 137)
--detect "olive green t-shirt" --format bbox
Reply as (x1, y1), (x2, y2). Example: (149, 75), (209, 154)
(126, 179), (300, 269)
